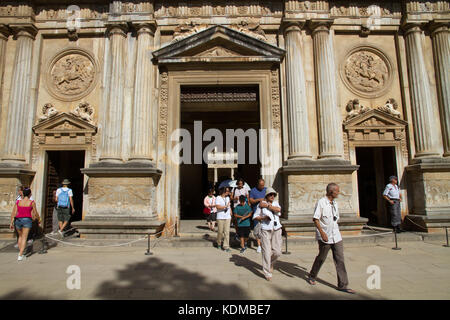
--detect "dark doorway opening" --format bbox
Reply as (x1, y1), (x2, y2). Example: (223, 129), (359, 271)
(43, 151), (85, 233)
(356, 147), (398, 227)
(179, 85), (261, 220)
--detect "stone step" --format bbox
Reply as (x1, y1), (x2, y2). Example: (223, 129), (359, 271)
(4, 230), (445, 251)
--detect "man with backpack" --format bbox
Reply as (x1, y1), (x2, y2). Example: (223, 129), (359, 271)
(56, 179), (75, 237)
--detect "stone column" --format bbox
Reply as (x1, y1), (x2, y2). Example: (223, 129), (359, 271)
(310, 21), (344, 159)
(1, 25), (37, 164)
(430, 22), (450, 156)
(0, 25), (9, 112)
(99, 24), (128, 162)
(404, 24), (440, 158)
(130, 23), (155, 162)
(283, 22), (311, 159)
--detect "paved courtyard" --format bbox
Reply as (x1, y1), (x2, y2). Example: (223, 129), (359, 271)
(0, 240), (449, 300)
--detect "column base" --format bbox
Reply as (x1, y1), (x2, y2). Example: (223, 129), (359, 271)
(77, 161), (163, 238)
(406, 158), (450, 229)
(71, 217), (166, 239)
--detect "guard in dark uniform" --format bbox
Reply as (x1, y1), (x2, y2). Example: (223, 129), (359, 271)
(383, 176), (404, 232)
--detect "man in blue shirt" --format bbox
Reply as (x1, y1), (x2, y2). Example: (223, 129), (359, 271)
(249, 178), (267, 253)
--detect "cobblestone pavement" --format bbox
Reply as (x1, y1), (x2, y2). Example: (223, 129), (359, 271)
(0, 240), (449, 300)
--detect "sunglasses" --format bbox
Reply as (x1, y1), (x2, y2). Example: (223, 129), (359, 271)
(330, 202), (338, 221)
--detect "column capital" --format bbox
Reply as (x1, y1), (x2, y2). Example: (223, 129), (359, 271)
(428, 20), (450, 36)
(0, 24), (10, 40)
(105, 23), (128, 38)
(134, 22), (157, 37)
(281, 20), (306, 35)
(9, 24), (38, 40)
(308, 19), (334, 35)
(401, 21), (427, 35)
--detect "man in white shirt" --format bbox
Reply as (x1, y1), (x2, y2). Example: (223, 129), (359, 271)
(383, 175), (403, 233)
(307, 183), (355, 294)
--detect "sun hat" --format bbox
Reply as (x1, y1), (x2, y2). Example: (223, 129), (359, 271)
(265, 187), (277, 197)
(62, 179), (71, 185)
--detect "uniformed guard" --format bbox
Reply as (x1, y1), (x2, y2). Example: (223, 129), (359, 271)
(383, 176), (403, 233)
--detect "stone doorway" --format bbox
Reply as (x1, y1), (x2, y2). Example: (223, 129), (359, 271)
(179, 85), (261, 220)
(356, 147), (398, 227)
(43, 151), (85, 233)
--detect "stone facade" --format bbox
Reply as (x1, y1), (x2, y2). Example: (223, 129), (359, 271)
(0, 1), (449, 237)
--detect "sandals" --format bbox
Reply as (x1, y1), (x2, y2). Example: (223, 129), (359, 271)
(306, 277), (316, 285)
(338, 288), (356, 294)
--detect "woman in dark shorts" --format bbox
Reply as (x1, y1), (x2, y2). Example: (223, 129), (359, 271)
(233, 195), (253, 253)
(9, 188), (40, 261)
(203, 187), (217, 231)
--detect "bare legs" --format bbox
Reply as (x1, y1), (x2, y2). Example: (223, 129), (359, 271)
(16, 227), (30, 256)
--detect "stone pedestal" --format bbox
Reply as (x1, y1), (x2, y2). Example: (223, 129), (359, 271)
(280, 160), (367, 235)
(405, 159), (450, 232)
(72, 162), (165, 239)
(0, 167), (35, 238)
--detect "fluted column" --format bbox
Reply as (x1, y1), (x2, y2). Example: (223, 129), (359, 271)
(311, 21), (344, 159)
(430, 22), (450, 156)
(283, 22), (311, 159)
(0, 25), (9, 109)
(1, 25), (37, 164)
(100, 24), (128, 162)
(404, 24), (440, 158)
(130, 23), (155, 162)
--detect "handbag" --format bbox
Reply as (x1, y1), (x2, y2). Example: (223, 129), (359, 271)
(203, 207), (211, 215)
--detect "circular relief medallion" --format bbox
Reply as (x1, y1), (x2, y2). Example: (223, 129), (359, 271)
(46, 48), (98, 101)
(341, 46), (393, 98)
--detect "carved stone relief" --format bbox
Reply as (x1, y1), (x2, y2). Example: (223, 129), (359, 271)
(38, 103), (59, 122)
(172, 22), (210, 42)
(270, 69), (281, 129)
(46, 48), (98, 102)
(341, 47), (392, 98)
(345, 98), (401, 121)
(229, 21), (267, 41)
(70, 102), (95, 124)
(158, 71), (169, 140)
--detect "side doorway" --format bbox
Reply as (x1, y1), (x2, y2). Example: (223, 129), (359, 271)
(43, 151), (85, 233)
(356, 147), (398, 227)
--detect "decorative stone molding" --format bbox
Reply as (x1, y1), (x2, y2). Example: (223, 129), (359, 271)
(154, 1), (283, 18)
(45, 47), (98, 102)
(270, 69), (281, 129)
(340, 46), (393, 99)
(38, 103), (59, 122)
(35, 5), (108, 21)
(158, 71), (169, 140)
(345, 99), (371, 120)
(172, 22), (209, 42)
(229, 21), (267, 41)
(32, 112), (97, 147)
(70, 101), (95, 124)
(330, 2), (401, 17)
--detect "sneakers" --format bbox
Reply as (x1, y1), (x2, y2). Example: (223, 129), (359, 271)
(14, 243), (19, 249)
(224, 248), (231, 252)
(217, 245), (222, 250)
(58, 230), (64, 237)
(17, 254), (26, 261)
(240, 247), (247, 254)
(256, 246), (262, 253)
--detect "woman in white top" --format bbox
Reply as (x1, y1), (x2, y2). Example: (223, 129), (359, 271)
(203, 187), (217, 231)
(215, 187), (232, 252)
(253, 187), (282, 281)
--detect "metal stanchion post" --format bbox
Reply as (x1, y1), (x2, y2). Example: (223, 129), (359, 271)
(443, 227), (450, 248)
(174, 219), (180, 237)
(392, 228), (401, 250)
(283, 230), (291, 255)
(145, 234), (153, 255)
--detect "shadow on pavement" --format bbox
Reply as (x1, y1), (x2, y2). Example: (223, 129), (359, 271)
(94, 256), (249, 299)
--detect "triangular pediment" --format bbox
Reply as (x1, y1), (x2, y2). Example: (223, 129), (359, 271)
(153, 25), (285, 64)
(33, 112), (97, 135)
(344, 109), (408, 129)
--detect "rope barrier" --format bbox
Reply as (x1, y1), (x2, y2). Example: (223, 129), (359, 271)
(44, 223), (177, 249)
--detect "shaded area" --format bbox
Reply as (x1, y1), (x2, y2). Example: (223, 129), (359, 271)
(94, 256), (249, 300)
(0, 288), (54, 300)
